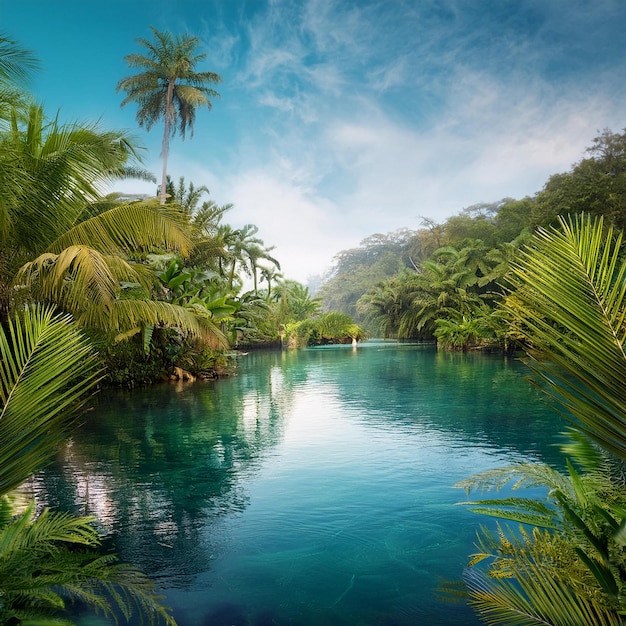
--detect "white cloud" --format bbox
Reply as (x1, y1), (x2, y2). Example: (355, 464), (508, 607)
(258, 92), (295, 113)
(220, 171), (349, 283)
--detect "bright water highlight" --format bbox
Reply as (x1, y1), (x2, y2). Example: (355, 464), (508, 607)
(32, 341), (565, 625)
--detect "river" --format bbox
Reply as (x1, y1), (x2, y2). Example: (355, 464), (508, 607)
(31, 340), (565, 626)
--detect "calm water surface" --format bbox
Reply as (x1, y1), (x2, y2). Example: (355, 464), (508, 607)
(32, 341), (565, 626)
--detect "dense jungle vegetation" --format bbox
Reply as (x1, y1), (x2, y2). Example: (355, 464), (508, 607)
(4, 23), (626, 626)
(0, 29), (366, 390)
(318, 126), (626, 351)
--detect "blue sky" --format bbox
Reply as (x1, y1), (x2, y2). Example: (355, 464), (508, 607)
(2, 0), (626, 283)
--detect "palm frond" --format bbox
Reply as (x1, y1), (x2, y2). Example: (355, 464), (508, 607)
(0, 503), (99, 556)
(14, 251), (227, 346)
(464, 525), (622, 626)
(15, 246), (127, 314)
(0, 305), (102, 495)
(0, 34), (40, 86)
(108, 299), (228, 349)
(455, 463), (574, 498)
(465, 566), (621, 626)
(48, 199), (193, 256)
(506, 214), (626, 460)
(0, 504), (177, 626)
(461, 497), (560, 529)
(5, 105), (147, 252)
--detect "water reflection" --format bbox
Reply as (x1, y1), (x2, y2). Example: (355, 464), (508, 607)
(30, 367), (294, 585)
(28, 342), (564, 624)
(277, 343), (563, 464)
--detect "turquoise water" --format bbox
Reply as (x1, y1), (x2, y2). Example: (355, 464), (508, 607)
(32, 341), (565, 625)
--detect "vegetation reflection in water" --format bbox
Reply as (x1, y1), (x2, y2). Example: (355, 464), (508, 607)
(30, 341), (564, 626)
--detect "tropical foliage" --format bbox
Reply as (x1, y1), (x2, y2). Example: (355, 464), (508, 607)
(320, 128), (626, 351)
(0, 41), (236, 352)
(453, 214), (626, 624)
(0, 32), (330, 384)
(0, 306), (101, 494)
(456, 458), (626, 626)
(351, 234), (524, 349)
(0, 305), (176, 625)
(505, 214), (626, 459)
(283, 311), (367, 348)
(0, 102), (238, 355)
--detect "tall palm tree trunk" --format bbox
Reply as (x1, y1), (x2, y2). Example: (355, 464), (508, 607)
(159, 80), (175, 204)
(160, 137), (169, 204)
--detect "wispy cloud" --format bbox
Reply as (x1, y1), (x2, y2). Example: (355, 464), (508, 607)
(367, 56), (409, 93)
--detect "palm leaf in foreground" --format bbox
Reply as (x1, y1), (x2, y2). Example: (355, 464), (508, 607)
(0, 502), (176, 626)
(0, 305), (102, 495)
(505, 213), (626, 460)
(454, 440), (626, 621)
(0, 306), (178, 625)
(465, 544), (621, 626)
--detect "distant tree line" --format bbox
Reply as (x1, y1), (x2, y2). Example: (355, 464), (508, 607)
(318, 128), (626, 351)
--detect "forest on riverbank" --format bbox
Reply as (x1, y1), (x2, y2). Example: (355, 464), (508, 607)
(0, 28), (370, 624)
(0, 30), (367, 389)
(318, 126), (626, 351)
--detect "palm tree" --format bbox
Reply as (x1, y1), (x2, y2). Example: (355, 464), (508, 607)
(0, 305), (176, 625)
(389, 240), (512, 346)
(432, 306), (500, 351)
(0, 103), (154, 313)
(192, 196), (233, 236)
(245, 242), (281, 294)
(259, 264), (283, 300)
(166, 175), (233, 271)
(117, 26), (222, 204)
(316, 311), (364, 343)
(221, 224), (275, 292)
(272, 280), (321, 322)
(166, 175), (209, 217)
(396, 258), (460, 338)
(0, 103), (157, 259)
(357, 274), (412, 338)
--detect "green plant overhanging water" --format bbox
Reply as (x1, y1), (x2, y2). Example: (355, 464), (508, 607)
(0, 501), (177, 626)
(0, 305), (177, 625)
(455, 460), (626, 625)
(454, 214), (626, 625)
(506, 214), (626, 461)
